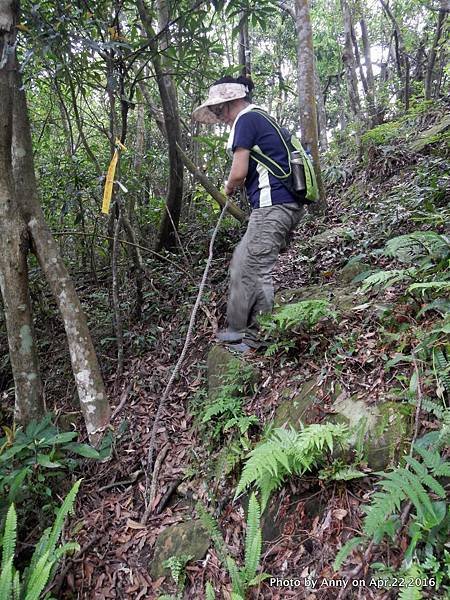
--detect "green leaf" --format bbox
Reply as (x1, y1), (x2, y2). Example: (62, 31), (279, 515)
(36, 455), (62, 468)
(64, 443), (101, 459)
(333, 537), (363, 570)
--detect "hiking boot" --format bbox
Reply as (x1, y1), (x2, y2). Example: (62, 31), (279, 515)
(225, 342), (252, 354)
(216, 329), (243, 343)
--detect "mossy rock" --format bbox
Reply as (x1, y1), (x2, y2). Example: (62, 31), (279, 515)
(308, 227), (356, 248)
(409, 113), (450, 152)
(329, 396), (413, 470)
(275, 283), (367, 316)
(273, 379), (322, 429)
(338, 260), (371, 284)
(150, 520), (210, 579)
(206, 345), (258, 402)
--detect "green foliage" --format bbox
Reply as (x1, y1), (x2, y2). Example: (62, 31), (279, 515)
(198, 495), (268, 599)
(205, 581), (216, 600)
(361, 121), (401, 146)
(160, 554), (193, 600)
(201, 360), (258, 439)
(0, 416), (101, 524)
(235, 423), (349, 511)
(261, 300), (337, 333)
(0, 481), (81, 600)
(384, 232), (450, 264)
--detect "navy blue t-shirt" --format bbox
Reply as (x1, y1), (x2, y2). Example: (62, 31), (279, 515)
(230, 109), (296, 209)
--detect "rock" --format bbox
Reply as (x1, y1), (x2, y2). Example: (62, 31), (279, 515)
(409, 113), (450, 152)
(329, 395), (412, 470)
(207, 345), (258, 401)
(150, 520), (210, 579)
(274, 379), (323, 429)
(308, 227), (356, 248)
(275, 283), (367, 316)
(338, 259), (371, 284)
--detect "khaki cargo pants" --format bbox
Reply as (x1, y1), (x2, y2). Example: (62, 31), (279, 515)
(227, 202), (304, 346)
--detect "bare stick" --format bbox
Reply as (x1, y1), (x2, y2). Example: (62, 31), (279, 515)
(141, 199), (231, 524)
(112, 207), (124, 378)
(176, 143), (246, 223)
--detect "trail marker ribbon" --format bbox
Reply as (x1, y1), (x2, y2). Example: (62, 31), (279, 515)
(101, 138), (127, 214)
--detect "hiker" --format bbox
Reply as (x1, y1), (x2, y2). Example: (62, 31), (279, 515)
(193, 75), (304, 351)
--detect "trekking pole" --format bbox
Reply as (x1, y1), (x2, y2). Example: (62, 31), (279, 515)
(141, 195), (233, 523)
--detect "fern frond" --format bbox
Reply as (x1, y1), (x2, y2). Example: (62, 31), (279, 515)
(40, 480), (81, 560)
(205, 581), (216, 600)
(333, 536), (364, 571)
(405, 457), (446, 498)
(0, 504), (17, 600)
(226, 556), (244, 595)
(244, 494), (261, 582)
(433, 348), (450, 394)
(360, 269), (414, 290)
(23, 551), (53, 600)
(385, 232), (450, 263)
(1, 504), (17, 575)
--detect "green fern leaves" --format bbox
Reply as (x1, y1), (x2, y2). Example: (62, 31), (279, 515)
(363, 451), (448, 542)
(235, 424), (349, 511)
(384, 232), (450, 264)
(260, 299), (337, 333)
(0, 481), (81, 600)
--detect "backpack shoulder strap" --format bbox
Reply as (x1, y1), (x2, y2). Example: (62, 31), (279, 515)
(248, 109), (292, 179)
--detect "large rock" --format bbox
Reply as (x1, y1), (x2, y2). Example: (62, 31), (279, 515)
(207, 345), (258, 401)
(329, 395), (412, 470)
(409, 113), (450, 152)
(150, 520), (210, 579)
(273, 379), (412, 471)
(308, 227), (356, 248)
(338, 259), (371, 284)
(275, 283), (367, 315)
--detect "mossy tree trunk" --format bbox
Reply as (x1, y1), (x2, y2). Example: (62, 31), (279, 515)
(294, 0), (326, 211)
(0, 0), (44, 423)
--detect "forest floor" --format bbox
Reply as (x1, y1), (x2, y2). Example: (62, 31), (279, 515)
(1, 106), (448, 600)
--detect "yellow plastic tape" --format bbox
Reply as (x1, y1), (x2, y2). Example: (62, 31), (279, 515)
(101, 139), (127, 215)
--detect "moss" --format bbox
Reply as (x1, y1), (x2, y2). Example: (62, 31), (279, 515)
(361, 122), (402, 147)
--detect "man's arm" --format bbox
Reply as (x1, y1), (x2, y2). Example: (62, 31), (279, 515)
(224, 147), (250, 196)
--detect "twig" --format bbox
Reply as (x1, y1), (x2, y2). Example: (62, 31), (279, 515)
(111, 382), (133, 420)
(411, 354), (423, 454)
(143, 445), (170, 522)
(112, 206), (124, 378)
(155, 478), (182, 515)
(52, 230), (194, 281)
(141, 199), (231, 524)
(97, 470), (143, 493)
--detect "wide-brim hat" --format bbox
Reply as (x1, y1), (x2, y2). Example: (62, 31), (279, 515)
(192, 82), (248, 124)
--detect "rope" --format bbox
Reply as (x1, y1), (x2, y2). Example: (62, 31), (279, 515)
(141, 198), (231, 523)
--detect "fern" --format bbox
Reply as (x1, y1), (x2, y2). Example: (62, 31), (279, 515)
(260, 300), (337, 333)
(197, 499), (268, 597)
(333, 536), (364, 571)
(205, 581), (216, 600)
(162, 553), (192, 596)
(359, 268), (415, 290)
(384, 232), (450, 264)
(235, 424), (349, 511)
(363, 451), (448, 540)
(433, 348), (450, 395)
(0, 505), (17, 599)
(408, 281), (450, 294)
(244, 494), (261, 582)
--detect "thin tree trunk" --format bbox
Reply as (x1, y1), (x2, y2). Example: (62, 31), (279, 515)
(359, 14), (378, 124)
(380, 0), (410, 110)
(315, 70), (328, 151)
(295, 0), (326, 211)
(238, 11), (251, 76)
(12, 68), (110, 444)
(425, 3), (447, 100)
(138, 0), (184, 251)
(340, 0), (362, 118)
(0, 0), (44, 423)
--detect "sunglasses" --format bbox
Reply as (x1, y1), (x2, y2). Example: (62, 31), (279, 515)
(209, 103), (226, 117)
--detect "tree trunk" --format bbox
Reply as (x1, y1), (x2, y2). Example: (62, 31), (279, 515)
(0, 0), (44, 423)
(294, 0), (326, 211)
(340, 0), (362, 118)
(12, 67), (110, 444)
(238, 11), (251, 76)
(380, 0), (410, 110)
(425, 3), (447, 100)
(359, 13), (378, 124)
(138, 0), (184, 251)
(315, 70), (328, 151)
